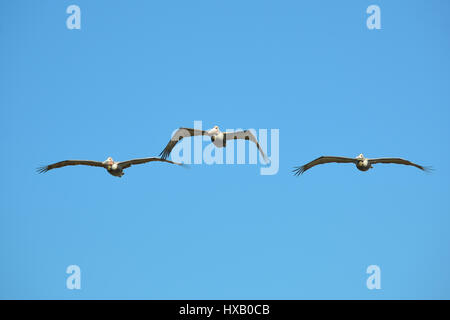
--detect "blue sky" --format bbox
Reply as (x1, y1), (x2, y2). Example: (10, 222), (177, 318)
(1, 0), (450, 299)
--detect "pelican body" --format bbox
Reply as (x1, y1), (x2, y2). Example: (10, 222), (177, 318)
(208, 126), (227, 148)
(104, 157), (125, 177)
(356, 154), (372, 172)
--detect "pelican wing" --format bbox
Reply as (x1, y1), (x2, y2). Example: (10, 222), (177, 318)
(159, 128), (208, 159)
(224, 130), (268, 161)
(293, 156), (357, 176)
(368, 158), (431, 171)
(118, 157), (183, 169)
(37, 160), (105, 173)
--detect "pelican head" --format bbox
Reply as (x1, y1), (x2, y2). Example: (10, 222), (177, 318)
(104, 157), (114, 165)
(356, 153), (364, 159)
(209, 125), (220, 135)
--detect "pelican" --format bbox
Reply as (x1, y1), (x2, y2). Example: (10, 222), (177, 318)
(37, 157), (182, 177)
(159, 126), (268, 161)
(293, 154), (431, 175)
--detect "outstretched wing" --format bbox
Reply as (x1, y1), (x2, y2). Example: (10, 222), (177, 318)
(224, 130), (268, 161)
(37, 160), (106, 173)
(368, 158), (431, 171)
(293, 156), (357, 176)
(118, 157), (183, 169)
(159, 128), (208, 160)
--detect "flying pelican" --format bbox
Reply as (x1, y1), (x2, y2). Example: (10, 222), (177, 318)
(37, 157), (182, 177)
(159, 126), (268, 161)
(293, 154), (431, 176)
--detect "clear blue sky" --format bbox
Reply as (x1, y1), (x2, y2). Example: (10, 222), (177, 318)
(1, 0), (450, 299)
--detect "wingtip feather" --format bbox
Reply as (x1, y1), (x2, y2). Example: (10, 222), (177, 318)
(292, 166), (306, 176)
(36, 166), (49, 174)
